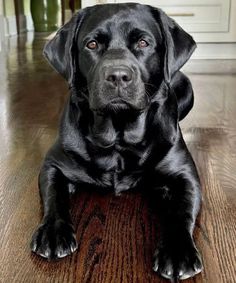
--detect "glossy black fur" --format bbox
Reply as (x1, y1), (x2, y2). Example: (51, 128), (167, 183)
(31, 3), (202, 281)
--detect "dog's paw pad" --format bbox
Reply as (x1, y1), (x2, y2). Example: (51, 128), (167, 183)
(153, 240), (203, 280)
(153, 249), (174, 279)
(31, 219), (77, 259)
(177, 248), (203, 280)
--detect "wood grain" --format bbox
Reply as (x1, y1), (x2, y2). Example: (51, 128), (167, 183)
(0, 34), (236, 283)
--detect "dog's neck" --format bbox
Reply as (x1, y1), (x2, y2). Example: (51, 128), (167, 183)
(90, 110), (147, 148)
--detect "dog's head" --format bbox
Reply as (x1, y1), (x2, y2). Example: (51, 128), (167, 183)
(44, 4), (196, 114)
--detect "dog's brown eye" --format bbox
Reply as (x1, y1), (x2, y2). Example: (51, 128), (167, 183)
(87, 41), (98, 50)
(138, 39), (148, 48)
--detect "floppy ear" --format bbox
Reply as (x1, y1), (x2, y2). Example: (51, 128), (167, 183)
(150, 7), (196, 83)
(43, 9), (85, 87)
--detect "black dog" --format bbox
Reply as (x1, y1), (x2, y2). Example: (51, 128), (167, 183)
(31, 3), (202, 281)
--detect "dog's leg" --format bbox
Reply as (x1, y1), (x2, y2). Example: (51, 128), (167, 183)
(31, 165), (77, 259)
(153, 150), (203, 280)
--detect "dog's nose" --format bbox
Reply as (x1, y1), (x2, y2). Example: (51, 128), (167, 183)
(105, 67), (133, 87)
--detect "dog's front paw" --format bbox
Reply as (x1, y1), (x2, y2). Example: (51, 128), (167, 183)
(31, 219), (78, 259)
(153, 238), (202, 281)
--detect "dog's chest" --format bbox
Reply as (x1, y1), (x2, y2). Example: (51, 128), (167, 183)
(92, 143), (149, 194)
(85, 111), (151, 193)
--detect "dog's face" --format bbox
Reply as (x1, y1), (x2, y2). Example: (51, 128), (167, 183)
(43, 3), (196, 113)
(77, 5), (163, 113)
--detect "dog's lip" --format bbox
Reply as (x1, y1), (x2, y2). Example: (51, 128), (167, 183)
(110, 98), (127, 104)
(90, 98), (148, 113)
(105, 98), (131, 109)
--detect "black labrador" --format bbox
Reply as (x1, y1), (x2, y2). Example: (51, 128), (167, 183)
(31, 3), (202, 281)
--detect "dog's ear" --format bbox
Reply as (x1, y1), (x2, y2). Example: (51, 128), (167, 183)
(150, 7), (196, 83)
(43, 9), (85, 87)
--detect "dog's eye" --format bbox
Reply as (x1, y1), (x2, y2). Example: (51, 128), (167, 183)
(87, 41), (98, 50)
(137, 39), (149, 48)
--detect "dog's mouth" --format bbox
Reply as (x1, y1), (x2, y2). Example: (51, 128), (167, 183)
(91, 96), (149, 114)
(107, 98), (131, 109)
(89, 85), (150, 113)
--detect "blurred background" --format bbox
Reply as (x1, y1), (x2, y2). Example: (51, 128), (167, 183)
(1, 0), (236, 64)
(0, 1), (81, 38)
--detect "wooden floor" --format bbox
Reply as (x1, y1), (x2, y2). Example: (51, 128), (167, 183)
(0, 34), (236, 283)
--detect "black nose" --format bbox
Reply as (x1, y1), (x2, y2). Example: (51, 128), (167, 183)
(105, 66), (133, 87)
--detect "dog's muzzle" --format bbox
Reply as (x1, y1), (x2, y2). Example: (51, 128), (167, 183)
(89, 59), (148, 113)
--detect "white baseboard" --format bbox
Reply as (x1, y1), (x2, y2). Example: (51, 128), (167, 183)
(2, 14), (34, 37)
(182, 59), (236, 74)
(4, 15), (17, 36)
(192, 43), (236, 59)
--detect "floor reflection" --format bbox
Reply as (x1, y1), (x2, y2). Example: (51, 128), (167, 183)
(0, 32), (67, 161)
